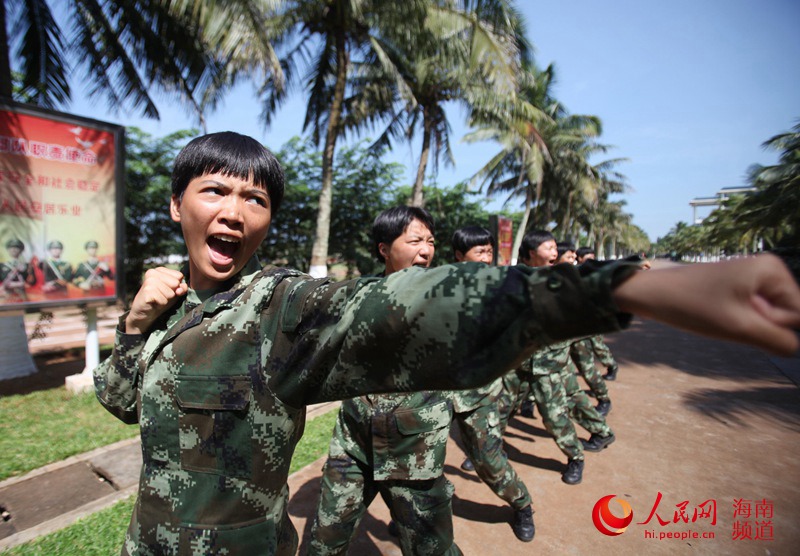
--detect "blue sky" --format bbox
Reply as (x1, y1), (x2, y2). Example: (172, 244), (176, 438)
(65, 0), (800, 241)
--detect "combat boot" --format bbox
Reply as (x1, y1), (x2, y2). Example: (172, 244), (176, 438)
(604, 364), (618, 381)
(562, 459), (584, 485)
(520, 399), (535, 418)
(595, 399), (612, 416)
(512, 505), (535, 542)
(581, 433), (615, 452)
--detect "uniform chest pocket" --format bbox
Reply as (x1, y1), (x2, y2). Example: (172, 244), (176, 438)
(176, 375), (253, 479)
(386, 401), (452, 479)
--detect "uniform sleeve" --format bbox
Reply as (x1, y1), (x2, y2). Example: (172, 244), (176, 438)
(93, 314), (146, 424)
(268, 260), (639, 407)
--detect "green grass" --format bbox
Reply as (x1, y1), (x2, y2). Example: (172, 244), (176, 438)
(4, 497), (137, 556)
(0, 388), (139, 481)
(4, 407), (339, 555)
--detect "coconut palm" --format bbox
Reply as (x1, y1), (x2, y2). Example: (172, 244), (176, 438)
(1, 0), (244, 124)
(465, 62), (557, 257)
(347, 0), (530, 207)
(733, 120), (800, 247)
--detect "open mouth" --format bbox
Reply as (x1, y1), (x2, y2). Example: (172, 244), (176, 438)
(207, 234), (240, 266)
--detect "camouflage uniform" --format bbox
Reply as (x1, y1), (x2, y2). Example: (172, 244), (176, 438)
(451, 379), (531, 511)
(309, 392), (457, 555)
(530, 341), (613, 458)
(589, 335), (617, 369)
(95, 258), (634, 555)
(570, 338), (610, 402)
(520, 342), (585, 462)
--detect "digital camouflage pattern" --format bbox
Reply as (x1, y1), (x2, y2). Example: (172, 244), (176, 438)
(452, 396), (531, 510)
(95, 258), (635, 555)
(534, 343), (613, 440)
(310, 460), (459, 556)
(309, 392), (458, 555)
(519, 342), (586, 461)
(589, 334), (618, 369)
(570, 338), (610, 402)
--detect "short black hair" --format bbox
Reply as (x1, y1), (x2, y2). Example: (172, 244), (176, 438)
(452, 226), (494, 257)
(557, 241), (576, 259)
(576, 246), (595, 259)
(518, 229), (555, 261)
(372, 206), (436, 262)
(171, 132), (285, 214)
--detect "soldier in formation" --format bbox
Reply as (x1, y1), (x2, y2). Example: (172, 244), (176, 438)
(93, 131), (800, 556)
(309, 206), (461, 556)
(448, 225), (535, 542)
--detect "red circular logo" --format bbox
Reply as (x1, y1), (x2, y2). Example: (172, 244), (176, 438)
(592, 494), (634, 536)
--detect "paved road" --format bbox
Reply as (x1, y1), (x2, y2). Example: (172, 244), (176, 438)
(286, 318), (800, 555)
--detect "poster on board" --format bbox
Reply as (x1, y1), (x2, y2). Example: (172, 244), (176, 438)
(0, 101), (124, 312)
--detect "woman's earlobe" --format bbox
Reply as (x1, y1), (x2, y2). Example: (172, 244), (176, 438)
(169, 196), (181, 222)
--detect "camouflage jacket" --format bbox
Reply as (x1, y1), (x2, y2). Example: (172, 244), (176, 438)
(94, 258), (634, 555)
(450, 376), (504, 413)
(520, 339), (574, 377)
(329, 392), (453, 481)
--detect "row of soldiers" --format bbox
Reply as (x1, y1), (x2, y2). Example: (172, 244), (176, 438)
(0, 238), (114, 298)
(306, 207), (630, 555)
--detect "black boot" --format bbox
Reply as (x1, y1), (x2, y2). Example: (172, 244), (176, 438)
(604, 364), (618, 381)
(595, 399), (612, 416)
(562, 459), (584, 485)
(581, 433), (615, 452)
(520, 399), (535, 418)
(512, 505), (535, 542)
(461, 458), (475, 471)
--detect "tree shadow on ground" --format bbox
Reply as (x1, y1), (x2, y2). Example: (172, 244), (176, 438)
(681, 386), (800, 433)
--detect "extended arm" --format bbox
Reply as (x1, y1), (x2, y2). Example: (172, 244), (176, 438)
(612, 254), (800, 356)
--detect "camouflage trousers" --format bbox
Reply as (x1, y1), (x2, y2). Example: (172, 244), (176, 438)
(571, 339), (610, 402)
(496, 369), (525, 433)
(453, 402), (532, 510)
(527, 373), (584, 461)
(496, 368), (586, 462)
(590, 335), (617, 369)
(559, 359), (613, 439)
(309, 454), (462, 556)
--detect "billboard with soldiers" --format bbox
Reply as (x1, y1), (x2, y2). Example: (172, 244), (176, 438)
(0, 101), (124, 311)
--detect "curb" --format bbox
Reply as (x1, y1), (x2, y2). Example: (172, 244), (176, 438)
(0, 402), (340, 552)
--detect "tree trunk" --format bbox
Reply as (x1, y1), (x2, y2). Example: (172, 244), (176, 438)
(309, 33), (348, 278)
(410, 110), (432, 207)
(511, 177), (533, 264)
(596, 233), (606, 260)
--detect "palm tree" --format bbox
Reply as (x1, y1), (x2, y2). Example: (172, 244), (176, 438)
(348, 0), (529, 208)
(1, 0), (238, 125)
(248, 1), (424, 277)
(733, 120), (800, 247)
(465, 62), (556, 258)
